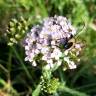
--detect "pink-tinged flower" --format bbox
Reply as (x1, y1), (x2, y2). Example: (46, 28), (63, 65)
(24, 15), (82, 70)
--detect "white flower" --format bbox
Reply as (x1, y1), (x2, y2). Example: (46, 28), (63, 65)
(47, 59), (53, 65)
(25, 45), (29, 50)
(41, 47), (49, 54)
(34, 49), (40, 54)
(64, 57), (70, 63)
(51, 40), (56, 45)
(32, 61), (37, 66)
(51, 48), (62, 60)
(44, 59), (54, 70)
(57, 60), (62, 66)
(64, 57), (77, 69)
(25, 57), (29, 61)
(68, 61), (76, 69)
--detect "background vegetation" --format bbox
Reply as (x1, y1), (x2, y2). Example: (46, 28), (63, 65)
(0, 0), (96, 96)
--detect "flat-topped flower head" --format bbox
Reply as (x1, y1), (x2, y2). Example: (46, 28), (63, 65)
(24, 15), (82, 70)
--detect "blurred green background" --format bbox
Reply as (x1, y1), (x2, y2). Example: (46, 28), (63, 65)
(0, 0), (96, 96)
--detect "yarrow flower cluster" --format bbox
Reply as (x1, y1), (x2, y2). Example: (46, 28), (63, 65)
(24, 15), (82, 70)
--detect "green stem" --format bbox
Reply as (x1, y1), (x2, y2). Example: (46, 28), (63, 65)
(32, 84), (42, 96)
(7, 48), (12, 83)
(0, 78), (20, 96)
(32, 68), (52, 96)
(11, 46), (32, 79)
(32, 61), (61, 95)
(59, 84), (89, 96)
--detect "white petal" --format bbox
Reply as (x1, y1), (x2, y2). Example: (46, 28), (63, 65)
(32, 61), (37, 66)
(68, 61), (76, 69)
